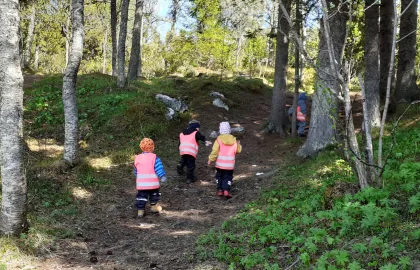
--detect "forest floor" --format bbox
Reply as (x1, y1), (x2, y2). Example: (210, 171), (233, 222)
(9, 75), (362, 270)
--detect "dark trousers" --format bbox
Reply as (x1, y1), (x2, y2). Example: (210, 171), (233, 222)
(216, 168), (233, 191)
(179, 154), (196, 181)
(136, 189), (161, 210)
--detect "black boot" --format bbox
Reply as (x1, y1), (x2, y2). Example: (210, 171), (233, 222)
(186, 168), (197, 184)
(177, 163), (185, 175)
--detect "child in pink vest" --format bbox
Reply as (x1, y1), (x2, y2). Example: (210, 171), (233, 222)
(177, 120), (212, 184)
(134, 138), (167, 217)
(208, 122), (242, 199)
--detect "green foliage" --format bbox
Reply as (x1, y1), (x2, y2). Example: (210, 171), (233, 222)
(197, 118), (420, 268)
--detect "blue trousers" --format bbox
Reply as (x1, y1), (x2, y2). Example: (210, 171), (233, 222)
(297, 121), (306, 135)
(136, 189), (161, 210)
(216, 169), (233, 191)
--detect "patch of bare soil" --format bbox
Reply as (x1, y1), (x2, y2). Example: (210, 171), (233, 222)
(23, 73), (43, 89)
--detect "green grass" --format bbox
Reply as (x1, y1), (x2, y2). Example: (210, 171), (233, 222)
(1, 73), (279, 263)
(196, 109), (420, 269)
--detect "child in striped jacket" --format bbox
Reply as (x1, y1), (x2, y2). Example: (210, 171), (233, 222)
(134, 138), (167, 217)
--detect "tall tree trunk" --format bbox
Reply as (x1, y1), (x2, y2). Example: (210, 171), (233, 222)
(0, 0), (26, 235)
(62, 0), (84, 166)
(235, 35), (243, 73)
(111, 0), (117, 77)
(103, 25), (108, 74)
(269, 0), (291, 137)
(297, 0), (347, 158)
(65, 13), (71, 68)
(137, 18), (143, 77)
(128, 0), (144, 81)
(23, 4), (36, 69)
(364, 0), (381, 127)
(34, 45), (39, 70)
(379, 0), (395, 101)
(117, 0), (130, 87)
(291, 0), (301, 137)
(395, 0), (418, 102)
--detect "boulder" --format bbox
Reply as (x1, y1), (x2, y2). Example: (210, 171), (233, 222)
(213, 98), (229, 111)
(155, 94), (188, 113)
(210, 92), (225, 99)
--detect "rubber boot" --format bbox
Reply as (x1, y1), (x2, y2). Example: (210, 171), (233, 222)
(177, 163), (185, 175)
(186, 168), (197, 184)
(137, 210), (145, 217)
(150, 204), (162, 213)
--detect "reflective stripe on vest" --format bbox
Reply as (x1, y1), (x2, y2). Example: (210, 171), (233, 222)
(134, 153), (160, 190)
(215, 139), (237, 170)
(179, 131), (199, 157)
(297, 106), (306, 121)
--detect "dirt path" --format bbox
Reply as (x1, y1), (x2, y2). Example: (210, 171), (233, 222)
(20, 78), (297, 269)
(18, 75), (366, 269)
(20, 76), (362, 270)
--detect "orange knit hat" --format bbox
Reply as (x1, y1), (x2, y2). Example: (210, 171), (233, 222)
(139, 138), (155, 152)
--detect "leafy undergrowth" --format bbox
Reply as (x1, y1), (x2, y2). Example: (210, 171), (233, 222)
(0, 73), (274, 263)
(197, 108), (420, 269)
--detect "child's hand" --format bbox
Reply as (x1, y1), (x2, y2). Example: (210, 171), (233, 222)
(207, 160), (211, 165)
(160, 176), (167, 183)
(205, 140), (212, 147)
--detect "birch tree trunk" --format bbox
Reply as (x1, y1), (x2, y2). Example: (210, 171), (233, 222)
(65, 13), (71, 67)
(117, 0), (130, 87)
(0, 0), (27, 235)
(364, 0), (381, 128)
(297, 0), (347, 158)
(111, 0), (117, 77)
(23, 4), (36, 69)
(395, 0), (418, 102)
(128, 0), (144, 81)
(62, 0), (84, 166)
(102, 25), (108, 74)
(34, 45), (39, 70)
(268, 0), (291, 136)
(379, 0), (395, 101)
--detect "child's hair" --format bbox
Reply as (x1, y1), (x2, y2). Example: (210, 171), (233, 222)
(139, 138), (155, 152)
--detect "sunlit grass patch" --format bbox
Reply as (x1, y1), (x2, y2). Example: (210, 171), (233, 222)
(197, 115), (420, 269)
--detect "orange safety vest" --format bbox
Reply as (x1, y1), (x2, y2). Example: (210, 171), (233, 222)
(215, 139), (237, 170)
(134, 153), (160, 190)
(179, 131), (199, 158)
(297, 106), (306, 122)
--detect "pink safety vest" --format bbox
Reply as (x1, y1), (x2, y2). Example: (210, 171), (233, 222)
(297, 106), (306, 121)
(215, 139), (237, 170)
(134, 153), (160, 190)
(179, 131), (199, 158)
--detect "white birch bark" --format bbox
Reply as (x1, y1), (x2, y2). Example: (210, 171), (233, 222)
(62, 0), (84, 165)
(103, 25), (108, 74)
(23, 4), (36, 69)
(0, 0), (27, 235)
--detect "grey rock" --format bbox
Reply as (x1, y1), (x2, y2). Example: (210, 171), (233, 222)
(213, 98), (229, 111)
(155, 94), (188, 112)
(231, 126), (245, 134)
(209, 131), (219, 139)
(166, 108), (175, 120)
(210, 91), (225, 99)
